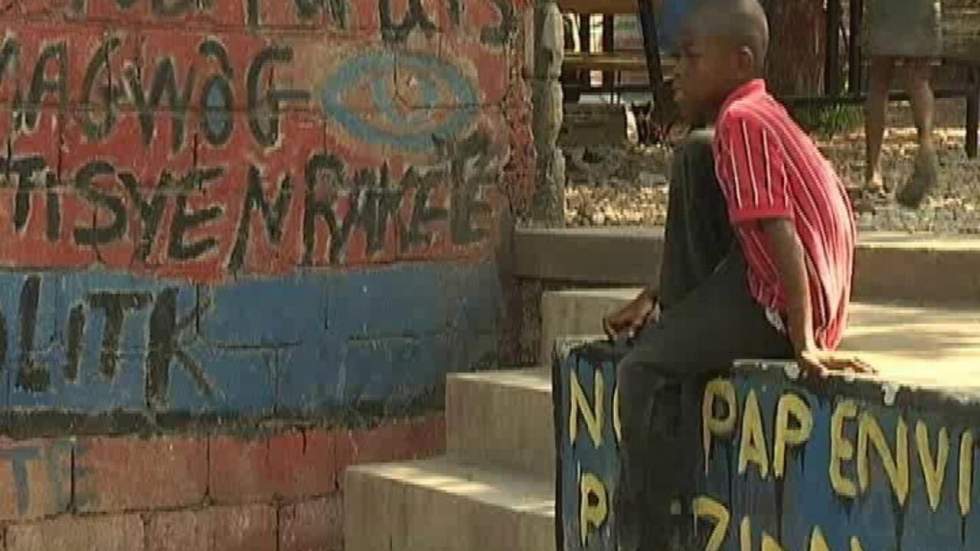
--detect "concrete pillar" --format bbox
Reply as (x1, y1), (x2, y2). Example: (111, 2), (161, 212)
(530, 0), (565, 226)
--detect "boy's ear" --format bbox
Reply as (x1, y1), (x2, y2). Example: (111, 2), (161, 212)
(735, 45), (757, 76)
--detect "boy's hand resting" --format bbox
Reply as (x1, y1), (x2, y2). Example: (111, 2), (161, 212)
(602, 290), (658, 341)
(759, 218), (875, 380)
(798, 346), (877, 379)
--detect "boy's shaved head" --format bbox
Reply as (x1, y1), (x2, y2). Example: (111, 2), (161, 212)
(687, 0), (769, 71)
(673, 0), (770, 122)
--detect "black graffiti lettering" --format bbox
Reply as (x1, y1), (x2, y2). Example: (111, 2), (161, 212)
(355, 164), (404, 255)
(87, 292), (152, 379)
(112, 0), (195, 15)
(247, 46), (310, 148)
(444, 133), (493, 245)
(168, 168), (224, 261)
(78, 37), (121, 141)
(126, 58), (196, 152)
(449, 0), (462, 25)
(303, 153), (350, 265)
(16, 276), (49, 392)
(64, 305), (85, 383)
(201, 75), (234, 146)
(21, 42), (68, 130)
(199, 40), (235, 147)
(228, 165), (293, 272)
(199, 39), (233, 77)
(403, 168), (448, 250)
(294, 0), (348, 26)
(379, 0), (437, 43)
(0, 38), (17, 129)
(73, 161), (127, 246)
(45, 172), (62, 242)
(146, 288), (213, 410)
(294, 0), (319, 18)
(247, 0), (260, 26)
(0, 37), (19, 90)
(120, 171), (170, 262)
(480, 0), (516, 45)
(152, 0), (194, 15)
(8, 156), (47, 234)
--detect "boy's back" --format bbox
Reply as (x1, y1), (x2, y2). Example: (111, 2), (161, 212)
(714, 79), (855, 349)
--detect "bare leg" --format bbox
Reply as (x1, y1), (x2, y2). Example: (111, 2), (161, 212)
(897, 59), (940, 208)
(865, 56), (894, 192)
(905, 59), (937, 151)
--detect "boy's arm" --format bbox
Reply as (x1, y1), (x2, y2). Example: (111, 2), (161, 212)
(760, 218), (874, 377)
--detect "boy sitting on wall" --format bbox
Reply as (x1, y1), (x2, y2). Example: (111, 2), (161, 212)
(601, 1), (873, 548)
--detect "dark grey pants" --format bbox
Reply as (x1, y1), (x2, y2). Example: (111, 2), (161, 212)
(615, 130), (794, 551)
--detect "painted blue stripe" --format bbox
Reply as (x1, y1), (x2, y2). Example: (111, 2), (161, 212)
(1, 261), (501, 416)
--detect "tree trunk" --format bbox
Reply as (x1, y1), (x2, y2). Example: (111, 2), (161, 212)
(763, 0), (826, 96)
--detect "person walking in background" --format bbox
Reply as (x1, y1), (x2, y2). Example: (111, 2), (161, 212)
(864, 0), (942, 208)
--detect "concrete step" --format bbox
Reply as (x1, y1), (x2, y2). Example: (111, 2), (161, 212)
(447, 368), (555, 479)
(344, 457), (555, 551)
(540, 288), (638, 365)
(515, 227), (980, 305)
(540, 288), (980, 388)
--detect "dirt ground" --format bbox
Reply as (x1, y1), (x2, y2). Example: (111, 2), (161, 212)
(565, 99), (980, 234)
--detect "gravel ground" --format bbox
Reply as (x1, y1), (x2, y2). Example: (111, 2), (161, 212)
(565, 100), (980, 234)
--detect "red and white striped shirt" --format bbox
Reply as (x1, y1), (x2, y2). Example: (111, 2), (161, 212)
(713, 79), (855, 349)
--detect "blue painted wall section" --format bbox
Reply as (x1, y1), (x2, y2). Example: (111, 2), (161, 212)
(1, 261), (500, 417)
(556, 340), (980, 551)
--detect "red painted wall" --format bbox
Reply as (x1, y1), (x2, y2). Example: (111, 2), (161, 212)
(0, 0), (532, 548)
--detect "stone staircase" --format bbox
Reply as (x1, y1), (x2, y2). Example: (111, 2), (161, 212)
(344, 229), (980, 551)
(344, 369), (556, 551)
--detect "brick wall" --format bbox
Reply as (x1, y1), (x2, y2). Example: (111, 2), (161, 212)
(0, 416), (444, 550)
(0, 0), (531, 547)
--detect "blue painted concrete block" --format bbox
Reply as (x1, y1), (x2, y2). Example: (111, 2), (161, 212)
(1, 259), (500, 418)
(166, 341), (277, 415)
(274, 338), (345, 413)
(200, 274), (328, 347)
(325, 264), (455, 338)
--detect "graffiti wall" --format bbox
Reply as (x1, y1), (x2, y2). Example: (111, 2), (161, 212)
(556, 341), (980, 551)
(0, 0), (527, 422)
(0, 1), (527, 544)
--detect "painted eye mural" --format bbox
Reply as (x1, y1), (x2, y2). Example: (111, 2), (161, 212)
(321, 50), (479, 153)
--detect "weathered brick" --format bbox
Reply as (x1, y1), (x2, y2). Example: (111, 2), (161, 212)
(146, 504), (276, 551)
(0, 439), (72, 522)
(6, 514), (144, 551)
(145, 509), (211, 551)
(211, 504), (277, 551)
(336, 415), (446, 484)
(209, 430), (337, 504)
(75, 435), (207, 512)
(279, 497), (343, 551)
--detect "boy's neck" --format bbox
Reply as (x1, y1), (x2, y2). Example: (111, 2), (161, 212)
(709, 76), (766, 119)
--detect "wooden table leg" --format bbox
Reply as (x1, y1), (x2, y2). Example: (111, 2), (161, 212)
(636, 0), (667, 138)
(967, 69), (979, 159)
(848, 0), (863, 95)
(825, 0), (842, 96)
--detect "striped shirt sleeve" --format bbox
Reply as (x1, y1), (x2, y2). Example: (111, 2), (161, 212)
(716, 112), (793, 223)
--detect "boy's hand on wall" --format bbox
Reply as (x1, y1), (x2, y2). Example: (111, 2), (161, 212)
(602, 291), (658, 341)
(798, 348), (877, 379)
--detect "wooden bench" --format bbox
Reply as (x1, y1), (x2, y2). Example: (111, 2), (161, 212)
(563, 52), (676, 75)
(558, 0), (672, 103)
